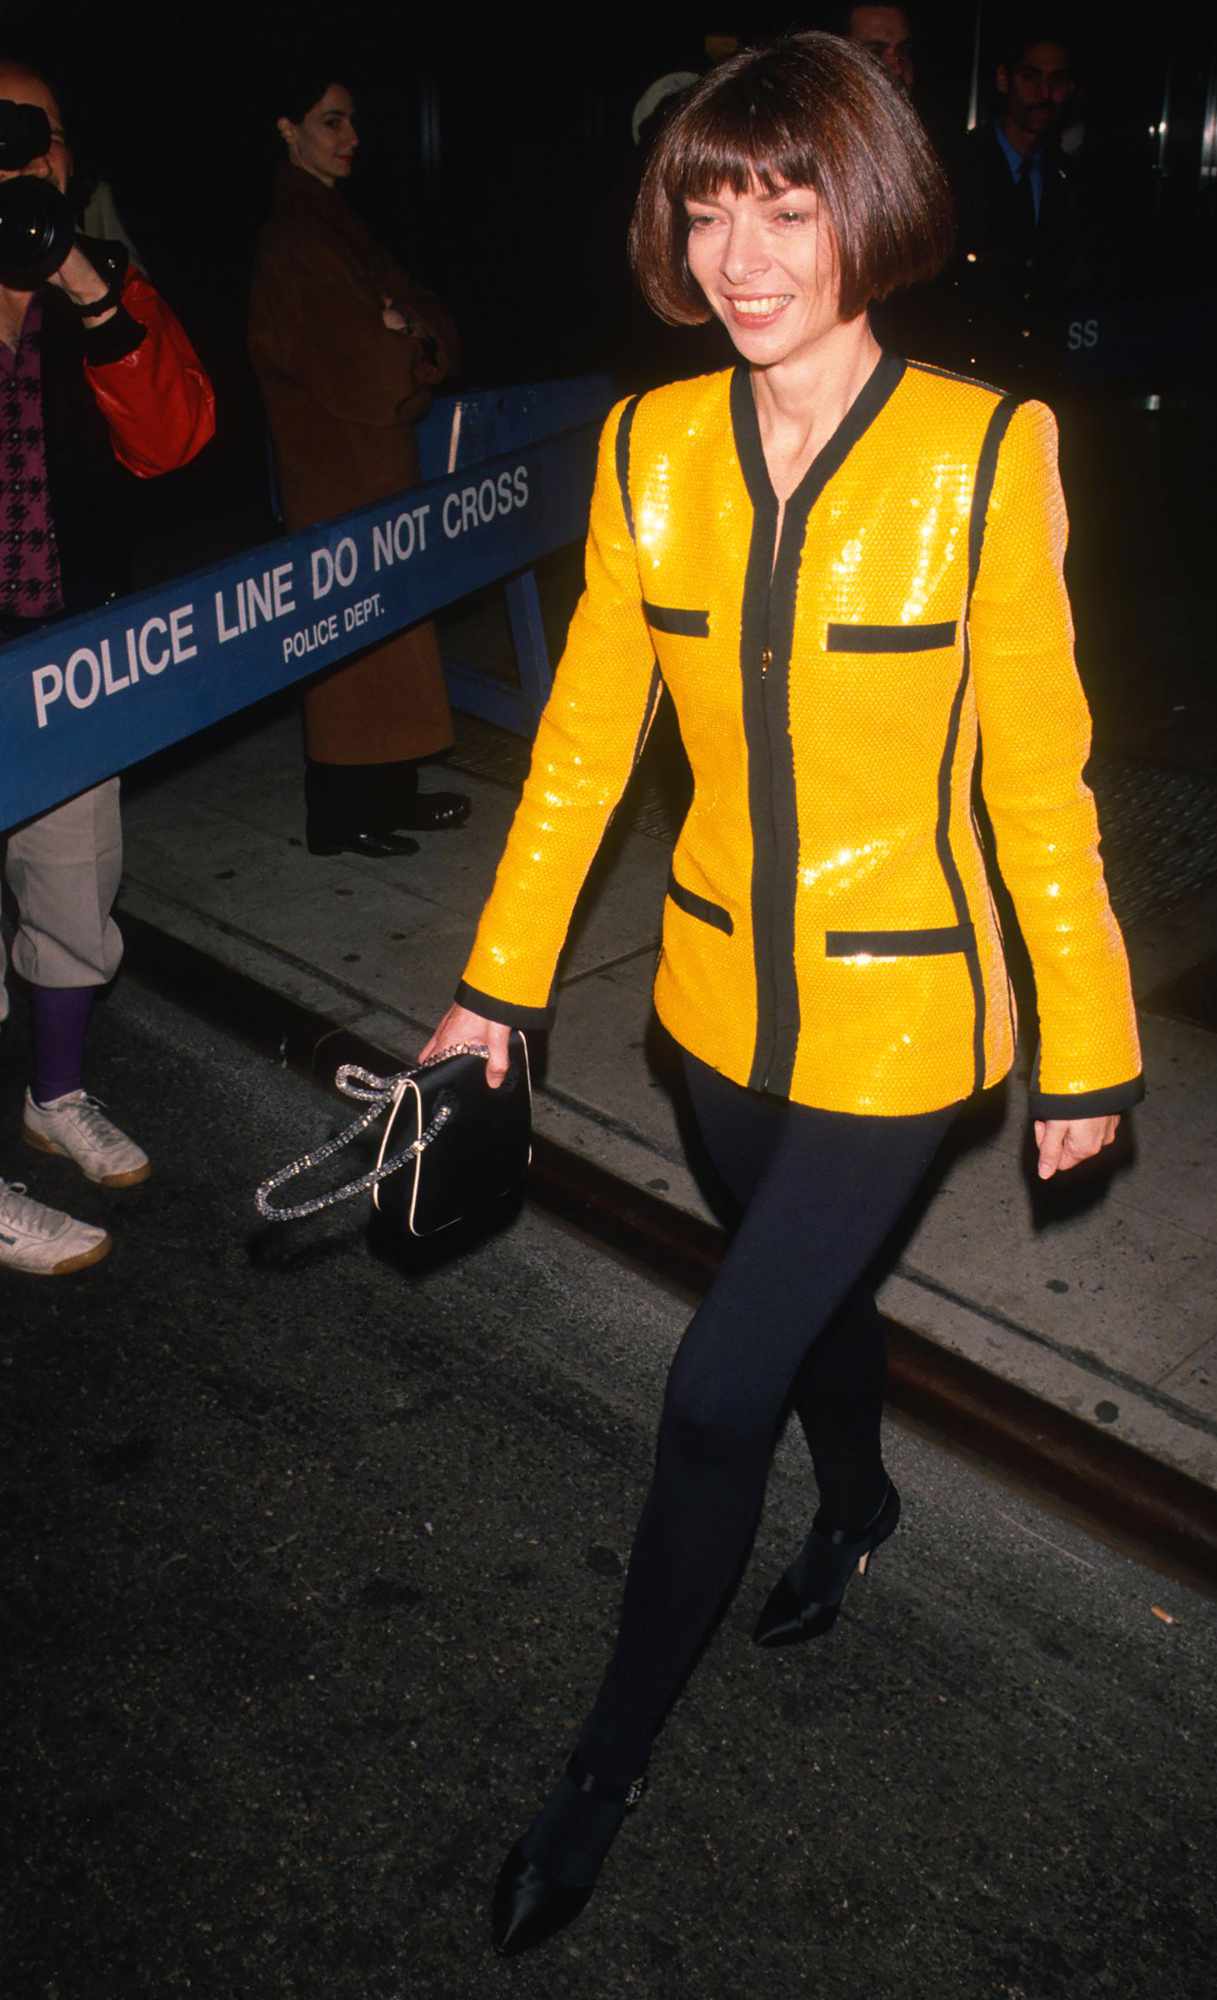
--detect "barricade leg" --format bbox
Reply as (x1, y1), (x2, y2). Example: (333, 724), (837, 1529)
(503, 571), (554, 725)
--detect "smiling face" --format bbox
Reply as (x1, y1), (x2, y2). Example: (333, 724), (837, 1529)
(277, 83), (357, 186)
(0, 66), (70, 195)
(683, 181), (844, 366)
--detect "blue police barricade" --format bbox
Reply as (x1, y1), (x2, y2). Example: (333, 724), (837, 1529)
(0, 376), (614, 835)
(415, 376), (613, 733)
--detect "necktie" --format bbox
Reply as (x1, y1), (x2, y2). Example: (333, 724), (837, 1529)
(1016, 158), (1037, 233)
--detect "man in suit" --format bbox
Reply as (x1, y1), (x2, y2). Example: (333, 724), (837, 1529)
(842, 5), (915, 96)
(943, 30), (1092, 393)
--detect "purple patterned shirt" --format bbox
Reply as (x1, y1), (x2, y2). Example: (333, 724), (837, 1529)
(0, 293), (63, 619)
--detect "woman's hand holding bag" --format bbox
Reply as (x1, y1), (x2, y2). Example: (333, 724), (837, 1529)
(254, 1027), (530, 1239)
(420, 1005), (514, 1088)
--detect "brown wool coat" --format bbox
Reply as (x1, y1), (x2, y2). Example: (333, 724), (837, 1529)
(249, 163), (459, 765)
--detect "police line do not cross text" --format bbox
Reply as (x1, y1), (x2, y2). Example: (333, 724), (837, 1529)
(29, 462), (531, 733)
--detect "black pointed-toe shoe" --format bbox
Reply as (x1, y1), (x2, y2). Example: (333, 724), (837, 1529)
(491, 1756), (646, 1958)
(753, 1480), (901, 1648)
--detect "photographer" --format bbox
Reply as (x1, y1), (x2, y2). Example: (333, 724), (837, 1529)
(0, 58), (214, 1276)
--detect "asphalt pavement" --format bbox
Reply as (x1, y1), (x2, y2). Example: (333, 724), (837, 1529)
(117, 695), (1217, 1533)
(2, 975), (1215, 1999)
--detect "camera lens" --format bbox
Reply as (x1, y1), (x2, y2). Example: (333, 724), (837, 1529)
(0, 177), (75, 286)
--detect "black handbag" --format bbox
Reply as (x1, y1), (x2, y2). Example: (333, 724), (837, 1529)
(254, 1035), (531, 1238)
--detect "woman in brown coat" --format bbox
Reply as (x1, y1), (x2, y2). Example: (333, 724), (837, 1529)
(249, 68), (469, 855)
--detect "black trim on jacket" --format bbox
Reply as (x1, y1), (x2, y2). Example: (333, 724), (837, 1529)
(1030, 1077), (1146, 1119)
(938, 391), (1021, 1095)
(1028, 1042), (1144, 1119)
(614, 395), (641, 539)
(629, 661), (664, 770)
(906, 357), (1010, 398)
(729, 351), (908, 1095)
(644, 602), (709, 636)
(667, 869), (733, 935)
(826, 923), (974, 957)
(826, 619), (957, 653)
(454, 979), (554, 1031)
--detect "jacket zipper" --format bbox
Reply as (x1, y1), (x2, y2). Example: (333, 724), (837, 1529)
(754, 604), (781, 1088)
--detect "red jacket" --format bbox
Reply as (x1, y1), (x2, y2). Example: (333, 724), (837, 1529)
(84, 269), (215, 476)
(34, 267), (215, 615)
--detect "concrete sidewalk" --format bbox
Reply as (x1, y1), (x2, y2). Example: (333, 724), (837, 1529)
(120, 698), (1217, 1504)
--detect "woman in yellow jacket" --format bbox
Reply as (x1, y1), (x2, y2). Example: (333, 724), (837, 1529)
(423, 33), (1142, 1956)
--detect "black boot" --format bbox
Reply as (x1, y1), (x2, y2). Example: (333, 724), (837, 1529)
(752, 1479), (900, 1648)
(491, 1755), (647, 1958)
(304, 760), (420, 857)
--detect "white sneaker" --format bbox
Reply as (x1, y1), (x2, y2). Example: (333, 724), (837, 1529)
(23, 1089), (152, 1188)
(0, 1178), (111, 1276)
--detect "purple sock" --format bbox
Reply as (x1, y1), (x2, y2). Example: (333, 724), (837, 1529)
(29, 984), (96, 1107)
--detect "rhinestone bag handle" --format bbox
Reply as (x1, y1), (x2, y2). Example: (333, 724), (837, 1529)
(254, 1044), (490, 1222)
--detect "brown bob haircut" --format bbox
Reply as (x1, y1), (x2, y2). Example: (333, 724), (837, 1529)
(630, 32), (952, 326)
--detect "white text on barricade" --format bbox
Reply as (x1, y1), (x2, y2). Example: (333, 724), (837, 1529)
(28, 463), (531, 730)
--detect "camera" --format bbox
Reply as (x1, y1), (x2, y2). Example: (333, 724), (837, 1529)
(0, 100), (75, 286)
(0, 98), (53, 171)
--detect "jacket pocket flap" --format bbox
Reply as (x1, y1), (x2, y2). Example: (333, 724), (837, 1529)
(826, 923), (975, 957)
(644, 602), (710, 637)
(667, 870), (733, 935)
(826, 620), (957, 654)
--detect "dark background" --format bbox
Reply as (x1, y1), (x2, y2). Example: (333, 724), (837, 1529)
(0, 1), (1213, 766)
(4, 1), (1214, 385)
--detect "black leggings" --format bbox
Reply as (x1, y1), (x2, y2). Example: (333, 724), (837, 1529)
(576, 1053), (955, 1784)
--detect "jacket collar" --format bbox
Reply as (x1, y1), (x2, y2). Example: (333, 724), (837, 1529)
(270, 160), (376, 259)
(729, 349), (907, 519)
(272, 160), (352, 221)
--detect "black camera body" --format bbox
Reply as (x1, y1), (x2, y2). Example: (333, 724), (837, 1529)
(0, 97), (53, 172)
(0, 98), (75, 286)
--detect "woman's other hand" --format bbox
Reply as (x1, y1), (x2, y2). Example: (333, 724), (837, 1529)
(381, 294), (409, 332)
(1034, 1115), (1120, 1180)
(419, 1004), (513, 1088)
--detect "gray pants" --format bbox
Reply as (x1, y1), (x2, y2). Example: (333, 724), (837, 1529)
(0, 779), (123, 1022)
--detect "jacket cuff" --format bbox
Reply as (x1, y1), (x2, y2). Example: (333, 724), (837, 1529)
(1028, 1074), (1145, 1120)
(81, 306), (146, 366)
(455, 979), (553, 1031)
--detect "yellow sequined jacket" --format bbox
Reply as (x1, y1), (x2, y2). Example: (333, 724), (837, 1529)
(458, 356), (1143, 1119)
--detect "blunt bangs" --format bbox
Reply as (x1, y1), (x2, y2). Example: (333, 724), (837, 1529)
(659, 94), (825, 211)
(630, 32), (953, 328)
